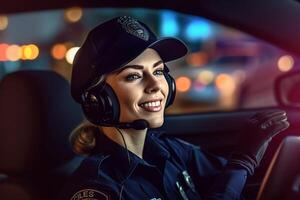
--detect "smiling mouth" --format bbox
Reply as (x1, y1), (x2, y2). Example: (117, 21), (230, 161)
(139, 100), (162, 112)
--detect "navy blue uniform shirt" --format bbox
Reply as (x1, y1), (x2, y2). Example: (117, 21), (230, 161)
(59, 131), (248, 200)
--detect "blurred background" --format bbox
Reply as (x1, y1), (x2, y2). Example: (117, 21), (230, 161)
(0, 8), (298, 114)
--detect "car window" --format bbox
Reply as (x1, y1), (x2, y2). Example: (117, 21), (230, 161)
(0, 8), (299, 114)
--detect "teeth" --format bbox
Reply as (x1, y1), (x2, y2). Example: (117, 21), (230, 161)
(141, 100), (161, 107)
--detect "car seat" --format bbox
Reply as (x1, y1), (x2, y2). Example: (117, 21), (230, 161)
(0, 70), (84, 200)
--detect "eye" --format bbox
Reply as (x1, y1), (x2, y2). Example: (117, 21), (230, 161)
(154, 69), (164, 76)
(125, 73), (141, 81)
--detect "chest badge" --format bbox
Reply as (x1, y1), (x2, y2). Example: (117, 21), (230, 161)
(70, 188), (109, 200)
(182, 170), (196, 193)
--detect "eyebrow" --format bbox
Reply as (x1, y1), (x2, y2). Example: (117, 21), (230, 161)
(116, 60), (164, 74)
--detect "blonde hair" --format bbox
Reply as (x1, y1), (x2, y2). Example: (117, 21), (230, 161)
(69, 121), (99, 156)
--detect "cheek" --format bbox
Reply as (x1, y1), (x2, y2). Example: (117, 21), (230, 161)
(114, 84), (141, 114)
(118, 89), (138, 107)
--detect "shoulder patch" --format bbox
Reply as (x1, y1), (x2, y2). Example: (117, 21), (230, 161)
(70, 188), (110, 200)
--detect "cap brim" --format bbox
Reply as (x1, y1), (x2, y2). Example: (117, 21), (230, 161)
(149, 37), (188, 62)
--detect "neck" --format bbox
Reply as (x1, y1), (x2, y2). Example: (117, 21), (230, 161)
(101, 126), (147, 158)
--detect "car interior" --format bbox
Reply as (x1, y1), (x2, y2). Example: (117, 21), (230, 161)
(1, 1), (300, 200)
(0, 70), (84, 199)
(256, 136), (300, 200)
(0, 71), (299, 200)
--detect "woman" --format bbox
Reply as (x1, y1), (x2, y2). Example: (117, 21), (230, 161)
(60, 16), (289, 200)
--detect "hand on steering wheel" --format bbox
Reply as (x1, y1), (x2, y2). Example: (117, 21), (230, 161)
(228, 110), (289, 175)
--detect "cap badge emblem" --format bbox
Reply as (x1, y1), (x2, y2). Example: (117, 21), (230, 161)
(117, 16), (149, 41)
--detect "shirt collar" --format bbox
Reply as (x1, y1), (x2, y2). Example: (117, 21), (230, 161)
(92, 130), (170, 181)
(143, 130), (170, 166)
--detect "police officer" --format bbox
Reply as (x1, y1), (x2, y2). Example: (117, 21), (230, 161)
(59, 16), (289, 200)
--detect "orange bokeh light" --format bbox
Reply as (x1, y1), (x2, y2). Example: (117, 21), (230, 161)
(0, 15), (8, 30)
(52, 44), (67, 60)
(215, 73), (236, 96)
(65, 7), (83, 23)
(176, 76), (192, 92)
(186, 52), (208, 67)
(278, 55), (294, 72)
(0, 43), (9, 61)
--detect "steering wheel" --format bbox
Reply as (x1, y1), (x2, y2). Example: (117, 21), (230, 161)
(256, 136), (300, 200)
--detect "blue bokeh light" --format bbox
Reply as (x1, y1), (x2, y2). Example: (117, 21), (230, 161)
(185, 19), (212, 41)
(160, 11), (179, 37)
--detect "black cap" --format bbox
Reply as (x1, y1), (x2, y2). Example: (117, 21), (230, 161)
(71, 16), (188, 103)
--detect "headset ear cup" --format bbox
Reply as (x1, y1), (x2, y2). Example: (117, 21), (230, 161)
(164, 73), (176, 108)
(81, 92), (104, 124)
(102, 84), (120, 122)
(81, 83), (120, 125)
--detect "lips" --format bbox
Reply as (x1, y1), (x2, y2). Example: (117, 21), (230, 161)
(139, 99), (163, 112)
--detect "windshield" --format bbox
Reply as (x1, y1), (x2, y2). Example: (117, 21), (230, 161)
(0, 8), (298, 114)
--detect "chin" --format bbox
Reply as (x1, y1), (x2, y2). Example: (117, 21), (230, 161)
(148, 118), (164, 128)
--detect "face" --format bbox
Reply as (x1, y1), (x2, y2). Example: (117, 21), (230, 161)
(105, 48), (169, 128)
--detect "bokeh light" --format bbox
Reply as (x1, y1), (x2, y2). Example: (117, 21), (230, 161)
(6, 45), (22, 61)
(215, 73), (236, 96)
(185, 19), (212, 41)
(0, 15), (8, 30)
(160, 11), (179, 37)
(52, 44), (67, 60)
(22, 45), (30, 60)
(197, 70), (215, 85)
(186, 52), (208, 67)
(176, 76), (192, 92)
(278, 55), (294, 72)
(65, 7), (83, 23)
(22, 44), (39, 60)
(66, 47), (80, 64)
(28, 44), (39, 60)
(0, 43), (9, 61)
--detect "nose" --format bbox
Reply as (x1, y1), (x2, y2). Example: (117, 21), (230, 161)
(144, 74), (161, 94)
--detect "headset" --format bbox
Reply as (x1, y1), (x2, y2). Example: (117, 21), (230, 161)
(81, 65), (176, 129)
